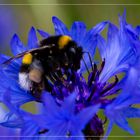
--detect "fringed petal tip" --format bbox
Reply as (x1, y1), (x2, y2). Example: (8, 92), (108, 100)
(28, 26), (38, 49)
(70, 21), (86, 44)
(10, 34), (26, 55)
(37, 29), (50, 38)
(52, 16), (69, 35)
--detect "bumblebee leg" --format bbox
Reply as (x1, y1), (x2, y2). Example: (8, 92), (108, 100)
(44, 77), (53, 92)
(48, 74), (56, 83)
(30, 81), (45, 101)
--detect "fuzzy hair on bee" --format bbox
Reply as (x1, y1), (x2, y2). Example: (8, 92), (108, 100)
(2, 35), (83, 100)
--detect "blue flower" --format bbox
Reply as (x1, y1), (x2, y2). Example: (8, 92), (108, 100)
(0, 17), (107, 106)
(104, 67), (140, 138)
(0, 104), (19, 138)
(1, 90), (100, 140)
(97, 13), (137, 83)
(0, 11), (140, 140)
(63, 12), (139, 113)
(0, 26), (38, 77)
(0, 27), (37, 106)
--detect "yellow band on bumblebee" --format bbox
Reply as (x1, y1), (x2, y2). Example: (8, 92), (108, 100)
(58, 35), (72, 49)
(22, 53), (33, 65)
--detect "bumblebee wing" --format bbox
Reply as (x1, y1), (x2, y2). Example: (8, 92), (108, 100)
(2, 46), (50, 65)
(2, 52), (27, 65)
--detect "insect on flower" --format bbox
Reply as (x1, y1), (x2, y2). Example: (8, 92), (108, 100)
(1, 11), (140, 140)
(2, 35), (84, 98)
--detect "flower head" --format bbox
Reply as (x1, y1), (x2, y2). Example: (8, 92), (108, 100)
(0, 27), (38, 106)
(0, 17), (107, 106)
(0, 11), (140, 140)
(2, 90), (100, 140)
(104, 66), (140, 138)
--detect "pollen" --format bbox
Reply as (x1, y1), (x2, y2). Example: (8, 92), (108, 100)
(58, 35), (72, 49)
(22, 53), (33, 65)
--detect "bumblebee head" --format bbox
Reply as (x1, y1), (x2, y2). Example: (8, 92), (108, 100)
(58, 35), (72, 49)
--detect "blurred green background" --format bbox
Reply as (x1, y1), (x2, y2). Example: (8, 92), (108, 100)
(1, 0), (140, 139)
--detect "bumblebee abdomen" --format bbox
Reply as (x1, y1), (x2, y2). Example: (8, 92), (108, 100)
(19, 72), (31, 90)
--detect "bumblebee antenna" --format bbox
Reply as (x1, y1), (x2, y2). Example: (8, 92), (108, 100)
(2, 52), (26, 65)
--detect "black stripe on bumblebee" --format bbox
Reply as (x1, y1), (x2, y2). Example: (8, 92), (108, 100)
(3, 35), (83, 99)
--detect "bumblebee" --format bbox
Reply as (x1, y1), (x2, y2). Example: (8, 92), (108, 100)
(3, 35), (83, 98)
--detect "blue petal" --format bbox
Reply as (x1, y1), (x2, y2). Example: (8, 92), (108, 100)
(10, 34), (27, 55)
(79, 22), (107, 73)
(75, 104), (100, 130)
(2, 60), (20, 80)
(98, 24), (120, 82)
(1, 116), (23, 128)
(28, 27), (38, 49)
(45, 122), (68, 139)
(21, 121), (40, 136)
(98, 22), (136, 83)
(0, 104), (7, 122)
(45, 130), (84, 140)
(135, 25), (140, 37)
(52, 16), (69, 35)
(111, 67), (138, 107)
(81, 21), (108, 51)
(80, 38), (97, 73)
(119, 10), (126, 29)
(104, 65), (140, 134)
(126, 24), (138, 40)
(106, 107), (134, 134)
(61, 93), (77, 116)
(107, 23), (119, 49)
(37, 29), (50, 38)
(88, 21), (108, 35)
(41, 91), (60, 115)
(119, 19), (136, 65)
(10, 86), (35, 106)
(114, 113), (134, 134)
(70, 21), (86, 45)
(0, 74), (35, 105)
(103, 121), (114, 140)
(19, 110), (48, 128)
(123, 107), (140, 118)
(0, 54), (10, 64)
(1, 90), (28, 128)
(97, 35), (107, 59)
(70, 131), (85, 140)
(106, 68), (140, 134)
